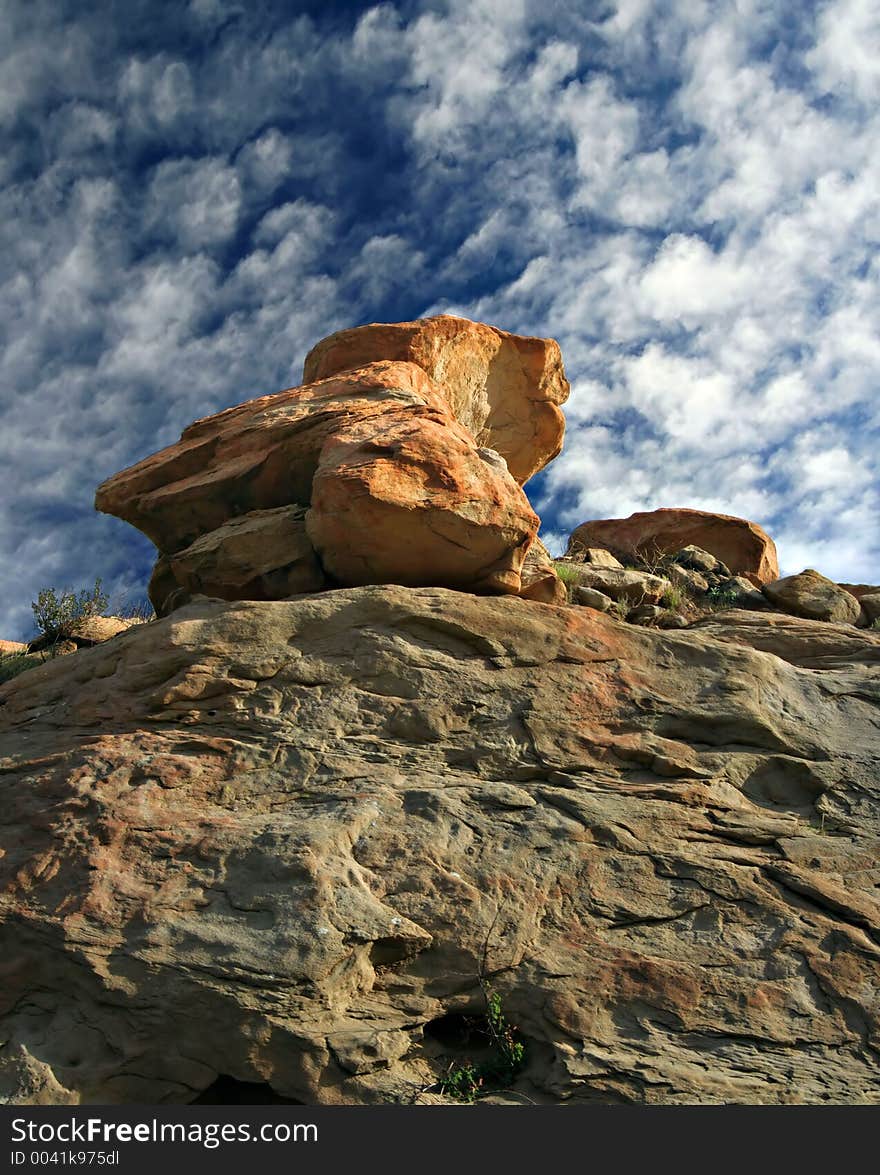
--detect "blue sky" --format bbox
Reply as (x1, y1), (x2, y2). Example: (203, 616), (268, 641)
(2, 0), (878, 640)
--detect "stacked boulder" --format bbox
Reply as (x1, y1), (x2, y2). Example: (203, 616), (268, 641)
(95, 316), (570, 611)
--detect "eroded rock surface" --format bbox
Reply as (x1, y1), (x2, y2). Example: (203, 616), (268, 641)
(2, 588), (879, 1106)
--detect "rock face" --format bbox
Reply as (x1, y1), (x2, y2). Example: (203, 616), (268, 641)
(95, 317), (566, 605)
(568, 509), (779, 586)
(762, 570), (863, 625)
(2, 587), (879, 1106)
(0, 640), (27, 655)
(301, 315), (569, 485)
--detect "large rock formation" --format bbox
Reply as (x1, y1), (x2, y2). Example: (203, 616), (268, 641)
(302, 315), (569, 485)
(568, 508), (779, 586)
(95, 318), (568, 609)
(2, 588), (879, 1105)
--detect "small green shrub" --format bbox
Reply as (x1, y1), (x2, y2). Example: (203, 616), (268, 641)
(660, 585), (684, 610)
(871, 617), (880, 631)
(437, 991), (526, 1102)
(553, 562), (581, 603)
(553, 562), (580, 585)
(705, 583), (740, 610)
(438, 1061), (482, 1103)
(31, 577), (109, 641)
(0, 652), (37, 685)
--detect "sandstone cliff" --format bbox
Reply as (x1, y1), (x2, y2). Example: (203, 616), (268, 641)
(2, 588), (878, 1104)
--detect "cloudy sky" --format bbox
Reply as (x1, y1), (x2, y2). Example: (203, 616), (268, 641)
(1, 0), (878, 640)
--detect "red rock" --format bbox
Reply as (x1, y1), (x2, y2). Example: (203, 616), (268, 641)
(568, 508), (779, 586)
(302, 315), (569, 484)
(839, 583), (880, 600)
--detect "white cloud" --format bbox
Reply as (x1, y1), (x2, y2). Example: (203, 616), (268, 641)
(806, 0), (880, 105)
(236, 128), (295, 194)
(1, 0), (879, 643)
(637, 234), (749, 322)
(119, 56), (195, 132)
(145, 156), (242, 250)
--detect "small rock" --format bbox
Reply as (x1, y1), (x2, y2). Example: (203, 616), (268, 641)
(762, 569), (862, 624)
(667, 564), (709, 594)
(572, 586), (613, 611)
(575, 547), (625, 571)
(859, 592), (880, 625)
(563, 566), (670, 606)
(722, 576), (769, 609)
(656, 613), (690, 629)
(626, 603), (663, 624)
(672, 545), (723, 574)
(520, 538), (567, 604)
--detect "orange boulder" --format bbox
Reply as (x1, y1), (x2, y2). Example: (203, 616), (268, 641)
(95, 361), (446, 556)
(96, 341), (544, 600)
(568, 508), (779, 586)
(302, 315), (569, 485)
(307, 416), (538, 594)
